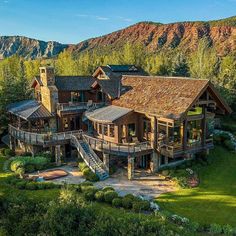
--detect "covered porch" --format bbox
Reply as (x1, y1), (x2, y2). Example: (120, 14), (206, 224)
(7, 100), (56, 134)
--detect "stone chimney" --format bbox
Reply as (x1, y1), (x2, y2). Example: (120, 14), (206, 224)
(40, 66), (55, 86)
(40, 66), (58, 113)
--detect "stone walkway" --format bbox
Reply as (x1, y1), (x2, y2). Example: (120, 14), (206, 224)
(94, 169), (177, 200)
(45, 166), (177, 199)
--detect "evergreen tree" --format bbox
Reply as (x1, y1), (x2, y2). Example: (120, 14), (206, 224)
(171, 53), (189, 76)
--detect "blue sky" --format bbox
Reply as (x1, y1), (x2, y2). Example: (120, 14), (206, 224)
(0, 0), (235, 44)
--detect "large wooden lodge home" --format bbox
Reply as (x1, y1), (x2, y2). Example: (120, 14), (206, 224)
(7, 65), (231, 180)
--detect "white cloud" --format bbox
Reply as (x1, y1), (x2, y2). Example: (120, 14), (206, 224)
(96, 16), (109, 21)
(75, 14), (109, 21)
(117, 16), (133, 22)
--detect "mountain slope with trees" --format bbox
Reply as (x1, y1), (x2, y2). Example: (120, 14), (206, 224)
(68, 16), (236, 56)
(0, 16), (235, 59)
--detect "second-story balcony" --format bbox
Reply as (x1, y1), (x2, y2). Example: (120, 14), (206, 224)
(159, 138), (214, 158)
(57, 101), (105, 115)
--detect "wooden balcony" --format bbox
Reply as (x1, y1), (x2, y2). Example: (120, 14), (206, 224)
(57, 102), (105, 115)
(9, 124), (79, 147)
(160, 138), (214, 158)
(83, 133), (153, 156)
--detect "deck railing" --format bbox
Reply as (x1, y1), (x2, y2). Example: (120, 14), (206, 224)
(160, 138), (214, 157)
(9, 125), (79, 146)
(57, 102), (105, 112)
(83, 133), (152, 155)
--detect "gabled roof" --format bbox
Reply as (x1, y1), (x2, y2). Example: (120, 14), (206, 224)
(31, 76), (95, 91)
(112, 75), (231, 119)
(55, 76), (95, 91)
(93, 64), (147, 79)
(92, 65), (147, 99)
(7, 100), (53, 120)
(85, 105), (133, 123)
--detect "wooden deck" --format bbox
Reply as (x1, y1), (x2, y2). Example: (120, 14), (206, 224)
(83, 133), (153, 156)
(160, 138), (214, 158)
(8, 125), (79, 147)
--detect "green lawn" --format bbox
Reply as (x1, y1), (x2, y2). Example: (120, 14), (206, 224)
(157, 146), (236, 226)
(0, 155), (59, 202)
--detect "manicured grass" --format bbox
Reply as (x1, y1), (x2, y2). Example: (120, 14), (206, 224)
(157, 146), (236, 226)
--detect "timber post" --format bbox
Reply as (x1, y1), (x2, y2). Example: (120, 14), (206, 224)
(127, 155), (134, 180)
(103, 153), (110, 172)
(55, 145), (62, 166)
(150, 151), (158, 173)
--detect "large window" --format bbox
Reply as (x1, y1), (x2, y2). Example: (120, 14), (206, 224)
(128, 123), (136, 136)
(71, 91), (84, 102)
(109, 124), (115, 137)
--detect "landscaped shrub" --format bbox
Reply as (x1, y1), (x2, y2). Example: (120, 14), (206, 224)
(102, 186), (115, 192)
(81, 185), (96, 193)
(187, 221), (200, 232)
(10, 156), (49, 173)
(209, 223), (222, 234)
(81, 166), (99, 182)
(122, 195), (133, 209)
(4, 148), (15, 157)
(80, 181), (93, 187)
(79, 162), (87, 171)
(25, 164), (35, 173)
(112, 197), (123, 208)
(132, 200), (150, 212)
(224, 140), (235, 151)
(0, 148), (6, 156)
(25, 182), (38, 190)
(170, 214), (190, 226)
(15, 180), (27, 189)
(95, 191), (104, 202)
(84, 187), (98, 201)
(15, 167), (25, 177)
(222, 224), (234, 235)
(104, 190), (118, 203)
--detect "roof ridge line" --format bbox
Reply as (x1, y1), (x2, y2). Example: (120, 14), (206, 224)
(122, 75), (210, 81)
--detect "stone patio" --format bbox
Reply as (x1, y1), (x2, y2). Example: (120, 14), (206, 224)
(44, 166), (177, 199)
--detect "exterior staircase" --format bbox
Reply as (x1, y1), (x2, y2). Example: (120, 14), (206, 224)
(71, 134), (109, 180)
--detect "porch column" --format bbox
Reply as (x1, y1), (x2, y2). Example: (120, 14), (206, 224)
(55, 145), (62, 166)
(9, 135), (16, 152)
(150, 151), (158, 173)
(103, 153), (110, 171)
(128, 155), (134, 180)
(201, 106), (207, 146)
(183, 119), (188, 150)
(165, 156), (168, 165)
(150, 117), (157, 149)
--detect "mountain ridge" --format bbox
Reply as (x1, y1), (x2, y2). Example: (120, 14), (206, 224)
(0, 16), (235, 59)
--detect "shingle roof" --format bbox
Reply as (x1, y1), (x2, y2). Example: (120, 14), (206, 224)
(7, 100), (53, 120)
(55, 76), (95, 91)
(112, 76), (210, 119)
(96, 79), (121, 99)
(92, 65), (147, 99)
(85, 105), (132, 123)
(32, 76), (95, 91)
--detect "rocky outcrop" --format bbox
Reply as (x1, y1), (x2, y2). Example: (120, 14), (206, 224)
(0, 36), (68, 59)
(68, 17), (236, 56)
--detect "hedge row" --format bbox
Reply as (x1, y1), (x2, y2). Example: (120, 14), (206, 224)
(6, 176), (59, 190)
(75, 183), (151, 213)
(10, 156), (50, 174)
